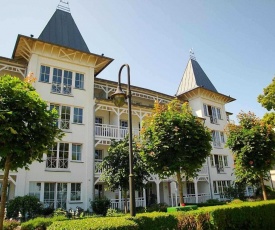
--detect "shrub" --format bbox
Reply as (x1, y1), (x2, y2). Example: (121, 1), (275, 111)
(228, 199), (244, 205)
(146, 203), (168, 212)
(223, 183), (246, 200)
(106, 208), (124, 217)
(204, 199), (222, 205)
(3, 219), (20, 230)
(132, 212), (177, 230)
(174, 210), (211, 230)
(40, 207), (54, 216)
(48, 216), (138, 230)
(90, 196), (110, 216)
(54, 208), (67, 216)
(6, 195), (43, 221)
(21, 215), (66, 230)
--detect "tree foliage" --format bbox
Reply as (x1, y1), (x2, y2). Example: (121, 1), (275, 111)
(99, 136), (149, 213)
(258, 77), (275, 111)
(262, 112), (275, 127)
(0, 75), (63, 228)
(140, 99), (212, 204)
(0, 75), (63, 169)
(226, 111), (275, 200)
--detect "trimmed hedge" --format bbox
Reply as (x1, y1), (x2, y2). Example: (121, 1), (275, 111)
(167, 205), (198, 212)
(21, 216), (67, 230)
(209, 201), (275, 229)
(48, 212), (176, 230)
(47, 217), (138, 230)
(131, 212), (177, 230)
(21, 200), (275, 230)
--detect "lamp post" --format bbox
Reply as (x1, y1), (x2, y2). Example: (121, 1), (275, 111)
(110, 64), (135, 217)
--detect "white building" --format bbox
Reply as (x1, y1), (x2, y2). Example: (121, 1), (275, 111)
(0, 4), (236, 211)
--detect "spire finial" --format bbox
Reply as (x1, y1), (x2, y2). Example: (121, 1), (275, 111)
(189, 48), (196, 60)
(57, 0), (70, 13)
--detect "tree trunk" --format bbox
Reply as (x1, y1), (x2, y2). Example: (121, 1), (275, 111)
(176, 171), (184, 205)
(260, 174), (267, 200)
(123, 190), (128, 214)
(0, 155), (11, 230)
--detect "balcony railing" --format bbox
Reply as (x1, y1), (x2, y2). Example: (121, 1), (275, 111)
(110, 197), (145, 210)
(46, 157), (69, 169)
(170, 193), (211, 206)
(95, 124), (140, 139)
(197, 164), (208, 175)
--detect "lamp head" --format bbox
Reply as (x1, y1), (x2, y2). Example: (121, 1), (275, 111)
(110, 86), (127, 107)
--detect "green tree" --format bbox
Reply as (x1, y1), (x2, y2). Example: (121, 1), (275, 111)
(0, 75), (63, 228)
(99, 136), (149, 213)
(258, 77), (275, 111)
(262, 112), (275, 127)
(140, 99), (212, 205)
(226, 111), (275, 200)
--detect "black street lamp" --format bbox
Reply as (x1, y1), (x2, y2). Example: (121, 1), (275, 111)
(110, 64), (136, 217)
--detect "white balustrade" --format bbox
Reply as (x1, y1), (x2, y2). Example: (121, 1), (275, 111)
(197, 164), (208, 175)
(110, 197), (145, 210)
(170, 193), (211, 206)
(95, 123), (140, 139)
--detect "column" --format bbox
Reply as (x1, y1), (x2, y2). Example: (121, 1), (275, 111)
(194, 180), (198, 203)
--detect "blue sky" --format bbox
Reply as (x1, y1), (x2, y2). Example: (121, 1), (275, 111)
(1, 0), (275, 121)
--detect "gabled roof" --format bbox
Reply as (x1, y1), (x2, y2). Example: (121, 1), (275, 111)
(176, 58), (217, 96)
(38, 9), (90, 53)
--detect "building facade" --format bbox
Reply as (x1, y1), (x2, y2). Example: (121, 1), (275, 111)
(0, 5), (236, 211)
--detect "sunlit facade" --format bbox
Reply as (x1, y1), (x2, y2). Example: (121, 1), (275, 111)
(0, 4), (237, 211)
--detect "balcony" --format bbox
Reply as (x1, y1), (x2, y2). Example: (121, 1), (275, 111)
(197, 164), (208, 175)
(95, 124), (140, 139)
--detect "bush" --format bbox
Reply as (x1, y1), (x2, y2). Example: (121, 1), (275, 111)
(3, 219), (20, 230)
(146, 203), (168, 212)
(90, 196), (111, 216)
(48, 216), (138, 230)
(40, 207), (54, 216)
(21, 215), (66, 230)
(6, 195), (43, 221)
(174, 210), (211, 230)
(223, 183), (246, 201)
(54, 208), (67, 216)
(106, 208), (124, 217)
(40, 201), (275, 230)
(132, 212), (178, 230)
(228, 199), (244, 205)
(204, 199), (222, 205)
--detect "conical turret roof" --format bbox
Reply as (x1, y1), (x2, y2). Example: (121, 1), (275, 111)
(38, 9), (90, 53)
(176, 58), (217, 96)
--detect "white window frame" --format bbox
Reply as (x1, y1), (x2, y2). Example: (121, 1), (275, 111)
(70, 183), (81, 201)
(72, 144), (82, 161)
(211, 154), (229, 171)
(73, 107), (83, 124)
(50, 104), (71, 130)
(213, 180), (231, 197)
(47, 142), (69, 169)
(51, 68), (73, 95)
(39, 65), (50, 83)
(75, 73), (84, 89)
(203, 104), (222, 123)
